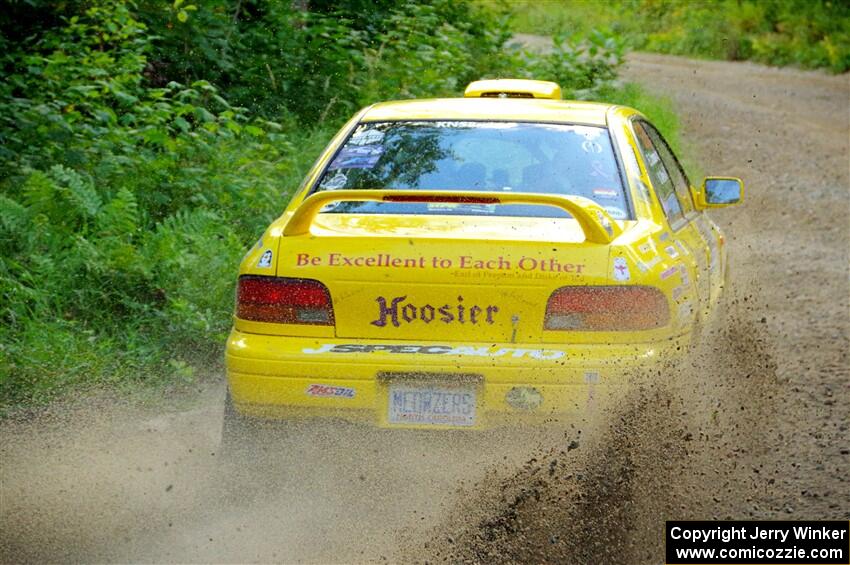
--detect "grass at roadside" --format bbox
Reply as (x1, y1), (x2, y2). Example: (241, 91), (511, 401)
(488, 0), (850, 73)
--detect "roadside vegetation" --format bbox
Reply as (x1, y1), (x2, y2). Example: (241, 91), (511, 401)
(495, 0), (850, 73)
(0, 0), (682, 408)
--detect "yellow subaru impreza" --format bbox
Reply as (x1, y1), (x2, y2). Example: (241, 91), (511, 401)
(223, 79), (743, 435)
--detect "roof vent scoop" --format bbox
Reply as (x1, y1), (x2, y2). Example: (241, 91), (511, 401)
(464, 79), (562, 100)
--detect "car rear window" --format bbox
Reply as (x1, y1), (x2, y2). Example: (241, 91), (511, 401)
(313, 121), (631, 220)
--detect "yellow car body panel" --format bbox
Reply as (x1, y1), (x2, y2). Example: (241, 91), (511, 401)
(227, 80), (742, 429)
(227, 331), (688, 429)
(359, 97), (610, 126)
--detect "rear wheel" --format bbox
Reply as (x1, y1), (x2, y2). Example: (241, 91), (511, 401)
(221, 389), (263, 460)
(219, 389), (295, 501)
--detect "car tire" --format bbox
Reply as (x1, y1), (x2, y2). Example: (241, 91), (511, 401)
(219, 389), (291, 501)
(221, 388), (260, 459)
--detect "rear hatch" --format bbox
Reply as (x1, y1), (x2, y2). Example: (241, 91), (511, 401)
(277, 213), (612, 344)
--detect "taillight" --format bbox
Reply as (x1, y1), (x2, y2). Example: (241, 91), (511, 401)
(236, 276), (334, 325)
(544, 286), (669, 331)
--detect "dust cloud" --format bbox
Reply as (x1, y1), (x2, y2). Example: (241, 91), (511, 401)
(1, 387), (582, 563)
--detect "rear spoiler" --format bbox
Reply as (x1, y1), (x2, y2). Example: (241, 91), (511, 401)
(283, 190), (621, 244)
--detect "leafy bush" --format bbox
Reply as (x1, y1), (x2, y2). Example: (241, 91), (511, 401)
(517, 31), (625, 99)
(135, 1), (625, 123)
(0, 0), (627, 407)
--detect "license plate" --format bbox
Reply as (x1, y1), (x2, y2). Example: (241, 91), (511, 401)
(387, 384), (476, 427)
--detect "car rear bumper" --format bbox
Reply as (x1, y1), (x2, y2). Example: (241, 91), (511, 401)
(225, 330), (689, 429)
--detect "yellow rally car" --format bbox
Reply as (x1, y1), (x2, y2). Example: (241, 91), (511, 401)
(224, 79), (743, 435)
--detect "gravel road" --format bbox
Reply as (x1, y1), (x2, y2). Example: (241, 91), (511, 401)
(2, 53), (848, 564)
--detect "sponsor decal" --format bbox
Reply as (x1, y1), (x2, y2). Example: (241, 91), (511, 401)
(660, 265), (679, 280)
(659, 232), (671, 242)
(459, 256), (509, 270)
(638, 242), (652, 254)
(320, 171), (348, 190)
(349, 128), (384, 146)
(505, 387), (543, 411)
(672, 285), (687, 300)
(295, 252), (585, 274)
(304, 253), (428, 269)
(257, 249), (273, 268)
(665, 245), (680, 259)
(329, 145), (385, 170)
(679, 265), (690, 285)
(306, 384), (356, 398)
(612, 257), (630, 281)
(637, 255), (662, 273)
(302, 343), (566, 360)
(517, 257), (585, 273)
(371, 295), (498, 327)
(427, 202), (497, 214)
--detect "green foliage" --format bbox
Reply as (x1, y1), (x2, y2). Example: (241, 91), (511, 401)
(0, 0), (633, 408)
(495, 0), (850, 73)
(358, 2), (507, 102)
(0, 1), (305, 405)
(518, 31), (625, 99)
(134, 0), (625, 123)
